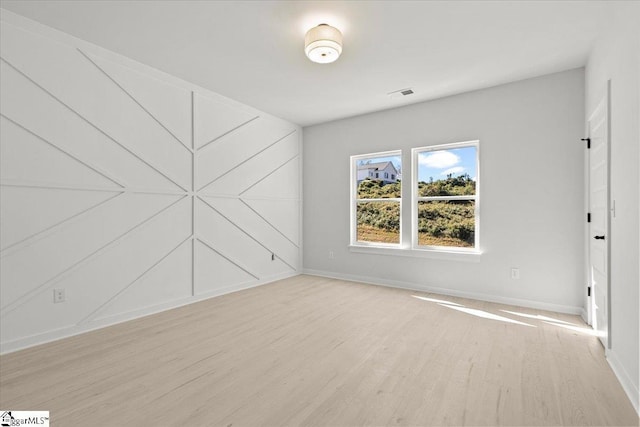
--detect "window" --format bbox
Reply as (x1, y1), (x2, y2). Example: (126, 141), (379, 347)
(412, 141), (478, 250)
(350, 142), (479, 258)
(351, 151), (402, 246)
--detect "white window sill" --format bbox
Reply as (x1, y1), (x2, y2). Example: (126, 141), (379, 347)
(348, 245), (482, 262)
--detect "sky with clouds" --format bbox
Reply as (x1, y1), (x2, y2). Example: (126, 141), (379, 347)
(356, 146), (476, 182)
(418, 146), (476, 182)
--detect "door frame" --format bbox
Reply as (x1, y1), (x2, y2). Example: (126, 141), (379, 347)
(586, 80), (612, 349)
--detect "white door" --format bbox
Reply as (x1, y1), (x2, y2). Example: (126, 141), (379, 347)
(588, 86), (610, 348)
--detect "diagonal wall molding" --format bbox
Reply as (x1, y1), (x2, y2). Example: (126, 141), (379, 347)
(80, 234), (194, 324)
(0, 190), (123, 254)
(1, 113), (125, 188)
(196, 116), (260, 152)
(239, 154), (299, 197)
(198, 129), (297, 192)
(197, 196), (297, 272)
(239, 199), (299, 249)
(78, 48), (194, 154)
(196, 237), (260, 281)
(0, 14), (301, 353)
(0, 56), (189, 193)
(1, 195), (187, 314)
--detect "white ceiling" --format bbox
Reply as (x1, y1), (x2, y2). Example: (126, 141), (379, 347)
(1, 1), (609, 126)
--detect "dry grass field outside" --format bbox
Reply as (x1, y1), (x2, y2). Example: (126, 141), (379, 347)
(357, 225), (473, 247)
(357, 224), (400, 244)
(418, 233), (473, 247)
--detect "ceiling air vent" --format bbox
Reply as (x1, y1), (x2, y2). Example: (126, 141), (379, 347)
(388, 88), (415, 99)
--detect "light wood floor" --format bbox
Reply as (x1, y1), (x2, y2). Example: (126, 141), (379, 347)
(1, 275), (637, 426)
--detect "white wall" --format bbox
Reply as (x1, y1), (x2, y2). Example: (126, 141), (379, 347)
(0, 10), (302, 353)
(585, 2), (640, 412)
(304, 69), (585, 314)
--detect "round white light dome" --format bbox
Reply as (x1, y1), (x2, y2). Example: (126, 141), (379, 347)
(304, 24), (343, 64)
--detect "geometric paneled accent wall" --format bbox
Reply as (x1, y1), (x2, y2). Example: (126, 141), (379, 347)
(0, 17), (301, 352)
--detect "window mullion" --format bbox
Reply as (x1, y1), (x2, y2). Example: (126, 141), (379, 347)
(417, 195), (476, 202)
(357, 198), (402, 202)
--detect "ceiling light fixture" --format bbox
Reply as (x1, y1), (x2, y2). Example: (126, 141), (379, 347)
(304, 24), (343, 64)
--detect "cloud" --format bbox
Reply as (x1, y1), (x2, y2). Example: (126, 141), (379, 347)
(419, 151), (460, 169)
(441, 166), (465, 175)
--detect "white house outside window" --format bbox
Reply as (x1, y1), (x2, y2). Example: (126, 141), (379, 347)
(351, 151), (401, 246)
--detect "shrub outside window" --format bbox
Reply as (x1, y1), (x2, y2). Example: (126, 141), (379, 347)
(351, 151), (402, 246)
(412, 141), (479, 250)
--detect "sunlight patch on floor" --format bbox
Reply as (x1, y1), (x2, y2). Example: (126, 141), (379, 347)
(542, 321), (602, 336)
(411, 295), (462, 306)
(500, 310), (578, 326)
(411, 293), (600, 334)
(439, 304), (535, 327)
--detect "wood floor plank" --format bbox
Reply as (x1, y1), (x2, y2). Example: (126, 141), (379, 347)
(0, 275), (637, 426)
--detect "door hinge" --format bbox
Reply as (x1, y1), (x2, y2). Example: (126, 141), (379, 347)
(587, 212), (591, 223)
(587, 286), (591, 297)
(581, 138), (591, 149)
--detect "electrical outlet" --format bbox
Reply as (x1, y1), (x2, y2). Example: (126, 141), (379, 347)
(511, 268), (520, 280)
(329, 251), (334, 260)
(53, 288), (65, 303)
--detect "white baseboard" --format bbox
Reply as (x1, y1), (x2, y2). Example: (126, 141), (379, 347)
(606, 349), (640, 415)
(0, 271), (299, 355)
(580, 307), (588, 323)
(303, 268), (583, 315)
